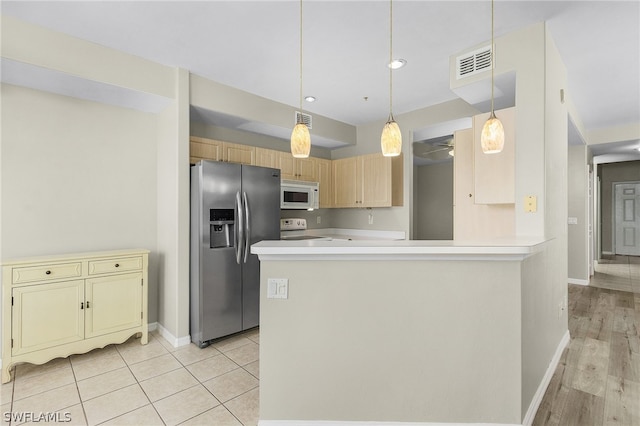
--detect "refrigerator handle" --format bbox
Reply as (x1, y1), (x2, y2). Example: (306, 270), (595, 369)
(243, 191), (251, 263)
(235, 191), (244, 265)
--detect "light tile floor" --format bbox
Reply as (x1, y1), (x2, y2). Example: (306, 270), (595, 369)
(1, 329), (259, 426)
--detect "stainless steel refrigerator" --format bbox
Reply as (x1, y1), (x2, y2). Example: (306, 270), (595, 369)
(190, 160), (280, 347)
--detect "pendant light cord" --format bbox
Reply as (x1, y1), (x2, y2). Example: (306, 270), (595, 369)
(299, 0), (304, 122)
(490, 0), (495, 116)
(389, 0), (394, 119)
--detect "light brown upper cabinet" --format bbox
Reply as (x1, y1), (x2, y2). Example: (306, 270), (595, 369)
(333, 153), (403, 208)
(473, 107), (515, 204)
(223, 142), (255, 165)
(316, 158), (333, 209)
(190, 137), (255, 165)
(278, 152), (317, 182)
(255, 147), (279, 169)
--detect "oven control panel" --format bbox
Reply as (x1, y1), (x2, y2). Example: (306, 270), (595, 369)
(280, 218), (307, 231)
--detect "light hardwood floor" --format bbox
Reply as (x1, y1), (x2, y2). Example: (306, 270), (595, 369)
(533, 255), (640, 425)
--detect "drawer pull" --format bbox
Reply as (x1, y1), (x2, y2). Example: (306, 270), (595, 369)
(115, 264), (120, 268)
(45, 270), (51, 275)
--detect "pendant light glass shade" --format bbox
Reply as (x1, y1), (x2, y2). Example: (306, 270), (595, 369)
(381, 0), (402, 157)
(482, 0), (504, 154)
(291, 122), (311, 158)
(291, 0), (310, 158)
(381, 115), (402, 157)
(481, 112), (504, 154)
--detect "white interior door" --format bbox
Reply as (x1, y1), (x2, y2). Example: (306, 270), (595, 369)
(614, 182), (640, 256)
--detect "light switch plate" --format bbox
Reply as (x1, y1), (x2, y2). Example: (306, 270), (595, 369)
(267, 278), (288, 299)
(568, 217), (578, 225)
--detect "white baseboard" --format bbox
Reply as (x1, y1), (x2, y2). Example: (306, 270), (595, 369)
(568, 278), (589, 286)
(148, 322), (158, 332)
(602, 251), (614, 256)
(521, 330), (571, 426)
(156, 323), (191, 348)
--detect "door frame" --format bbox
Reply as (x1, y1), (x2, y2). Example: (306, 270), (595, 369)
(612, 180), (640, 255)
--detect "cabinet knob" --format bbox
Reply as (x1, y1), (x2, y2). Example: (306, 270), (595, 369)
(45, 270), (51, 275)
(115, 263), (120, 268)
(80, 302), (84, 310)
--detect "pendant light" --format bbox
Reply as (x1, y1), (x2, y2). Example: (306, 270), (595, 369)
(481, 0), (504, 154)
(291, 0), (311, 158)
(381, 0), (402, 157)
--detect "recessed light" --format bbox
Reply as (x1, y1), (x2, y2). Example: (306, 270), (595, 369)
(304, 96), (316, 103)
(388, 59), (407, 69)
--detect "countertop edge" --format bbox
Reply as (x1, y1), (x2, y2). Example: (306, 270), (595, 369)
(252, 238), (551, 261)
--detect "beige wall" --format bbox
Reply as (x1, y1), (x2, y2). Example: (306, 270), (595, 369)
(156, 68), (191, 344)
(260, 258), (524, 423)
(599, 160), (640, 253)
(1, 83), (160, 345)
(414, 162), (453, 240)
(0, 16), (191, 349)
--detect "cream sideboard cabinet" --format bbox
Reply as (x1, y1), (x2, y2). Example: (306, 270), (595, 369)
(2, 249), (149, 383)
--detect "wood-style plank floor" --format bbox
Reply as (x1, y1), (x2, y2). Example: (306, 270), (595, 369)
(533, 255), (640, 425)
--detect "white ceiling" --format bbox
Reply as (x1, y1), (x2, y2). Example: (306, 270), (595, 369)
(2, 1), (639, 156)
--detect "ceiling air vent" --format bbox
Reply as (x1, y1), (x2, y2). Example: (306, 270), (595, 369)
(456, 45), (493, 80)
(295, 111), (312, 129)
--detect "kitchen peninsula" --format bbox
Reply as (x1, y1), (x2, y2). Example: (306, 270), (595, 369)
(252, 238), (569, 425)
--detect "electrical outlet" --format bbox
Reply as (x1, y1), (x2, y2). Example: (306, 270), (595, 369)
(317, 216), (321, 224)
(368, 213), (374, 225)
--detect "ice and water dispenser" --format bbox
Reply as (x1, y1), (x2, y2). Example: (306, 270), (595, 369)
(209, 209), (234, 248)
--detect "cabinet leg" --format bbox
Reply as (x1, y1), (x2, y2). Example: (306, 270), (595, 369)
(2, 365), (12, 384)
(141, 329), (148, 345)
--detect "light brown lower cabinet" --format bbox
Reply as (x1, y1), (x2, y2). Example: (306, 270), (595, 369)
(1, 249), (149, 383)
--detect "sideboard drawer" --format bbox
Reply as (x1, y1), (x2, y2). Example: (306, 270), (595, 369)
(12, 263), (82, 284)
(88, 256), (143, 275)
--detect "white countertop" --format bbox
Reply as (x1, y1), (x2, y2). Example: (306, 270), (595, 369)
(252, 237), (550, 261)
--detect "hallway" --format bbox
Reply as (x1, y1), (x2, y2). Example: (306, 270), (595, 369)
(534, 255), (640, 425)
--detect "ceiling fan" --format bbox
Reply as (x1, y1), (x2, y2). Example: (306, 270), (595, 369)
(412, 135), (454, 162)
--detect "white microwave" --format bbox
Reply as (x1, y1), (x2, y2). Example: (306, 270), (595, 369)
(281, 180), (319, 210)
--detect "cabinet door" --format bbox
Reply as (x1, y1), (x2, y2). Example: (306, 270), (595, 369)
(278, 152), (297, 180)
(190, 137), (223, 163)
(295, 157), (318, 182)
(255, 147), (279, 169)
(333, 157), (359, 207)
(361, 153), (392, 207)
(12, 280), (84, 356)
(85, 272), (142, 338)
(316, 158), (333, 208)
(224, 143), (255, 165)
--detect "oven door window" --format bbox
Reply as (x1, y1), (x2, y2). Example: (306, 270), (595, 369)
(283, 190), (309, 203)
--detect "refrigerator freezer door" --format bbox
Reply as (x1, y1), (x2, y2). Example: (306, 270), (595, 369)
(192, 161), (243, 345)
(241, 165), (281, 329)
